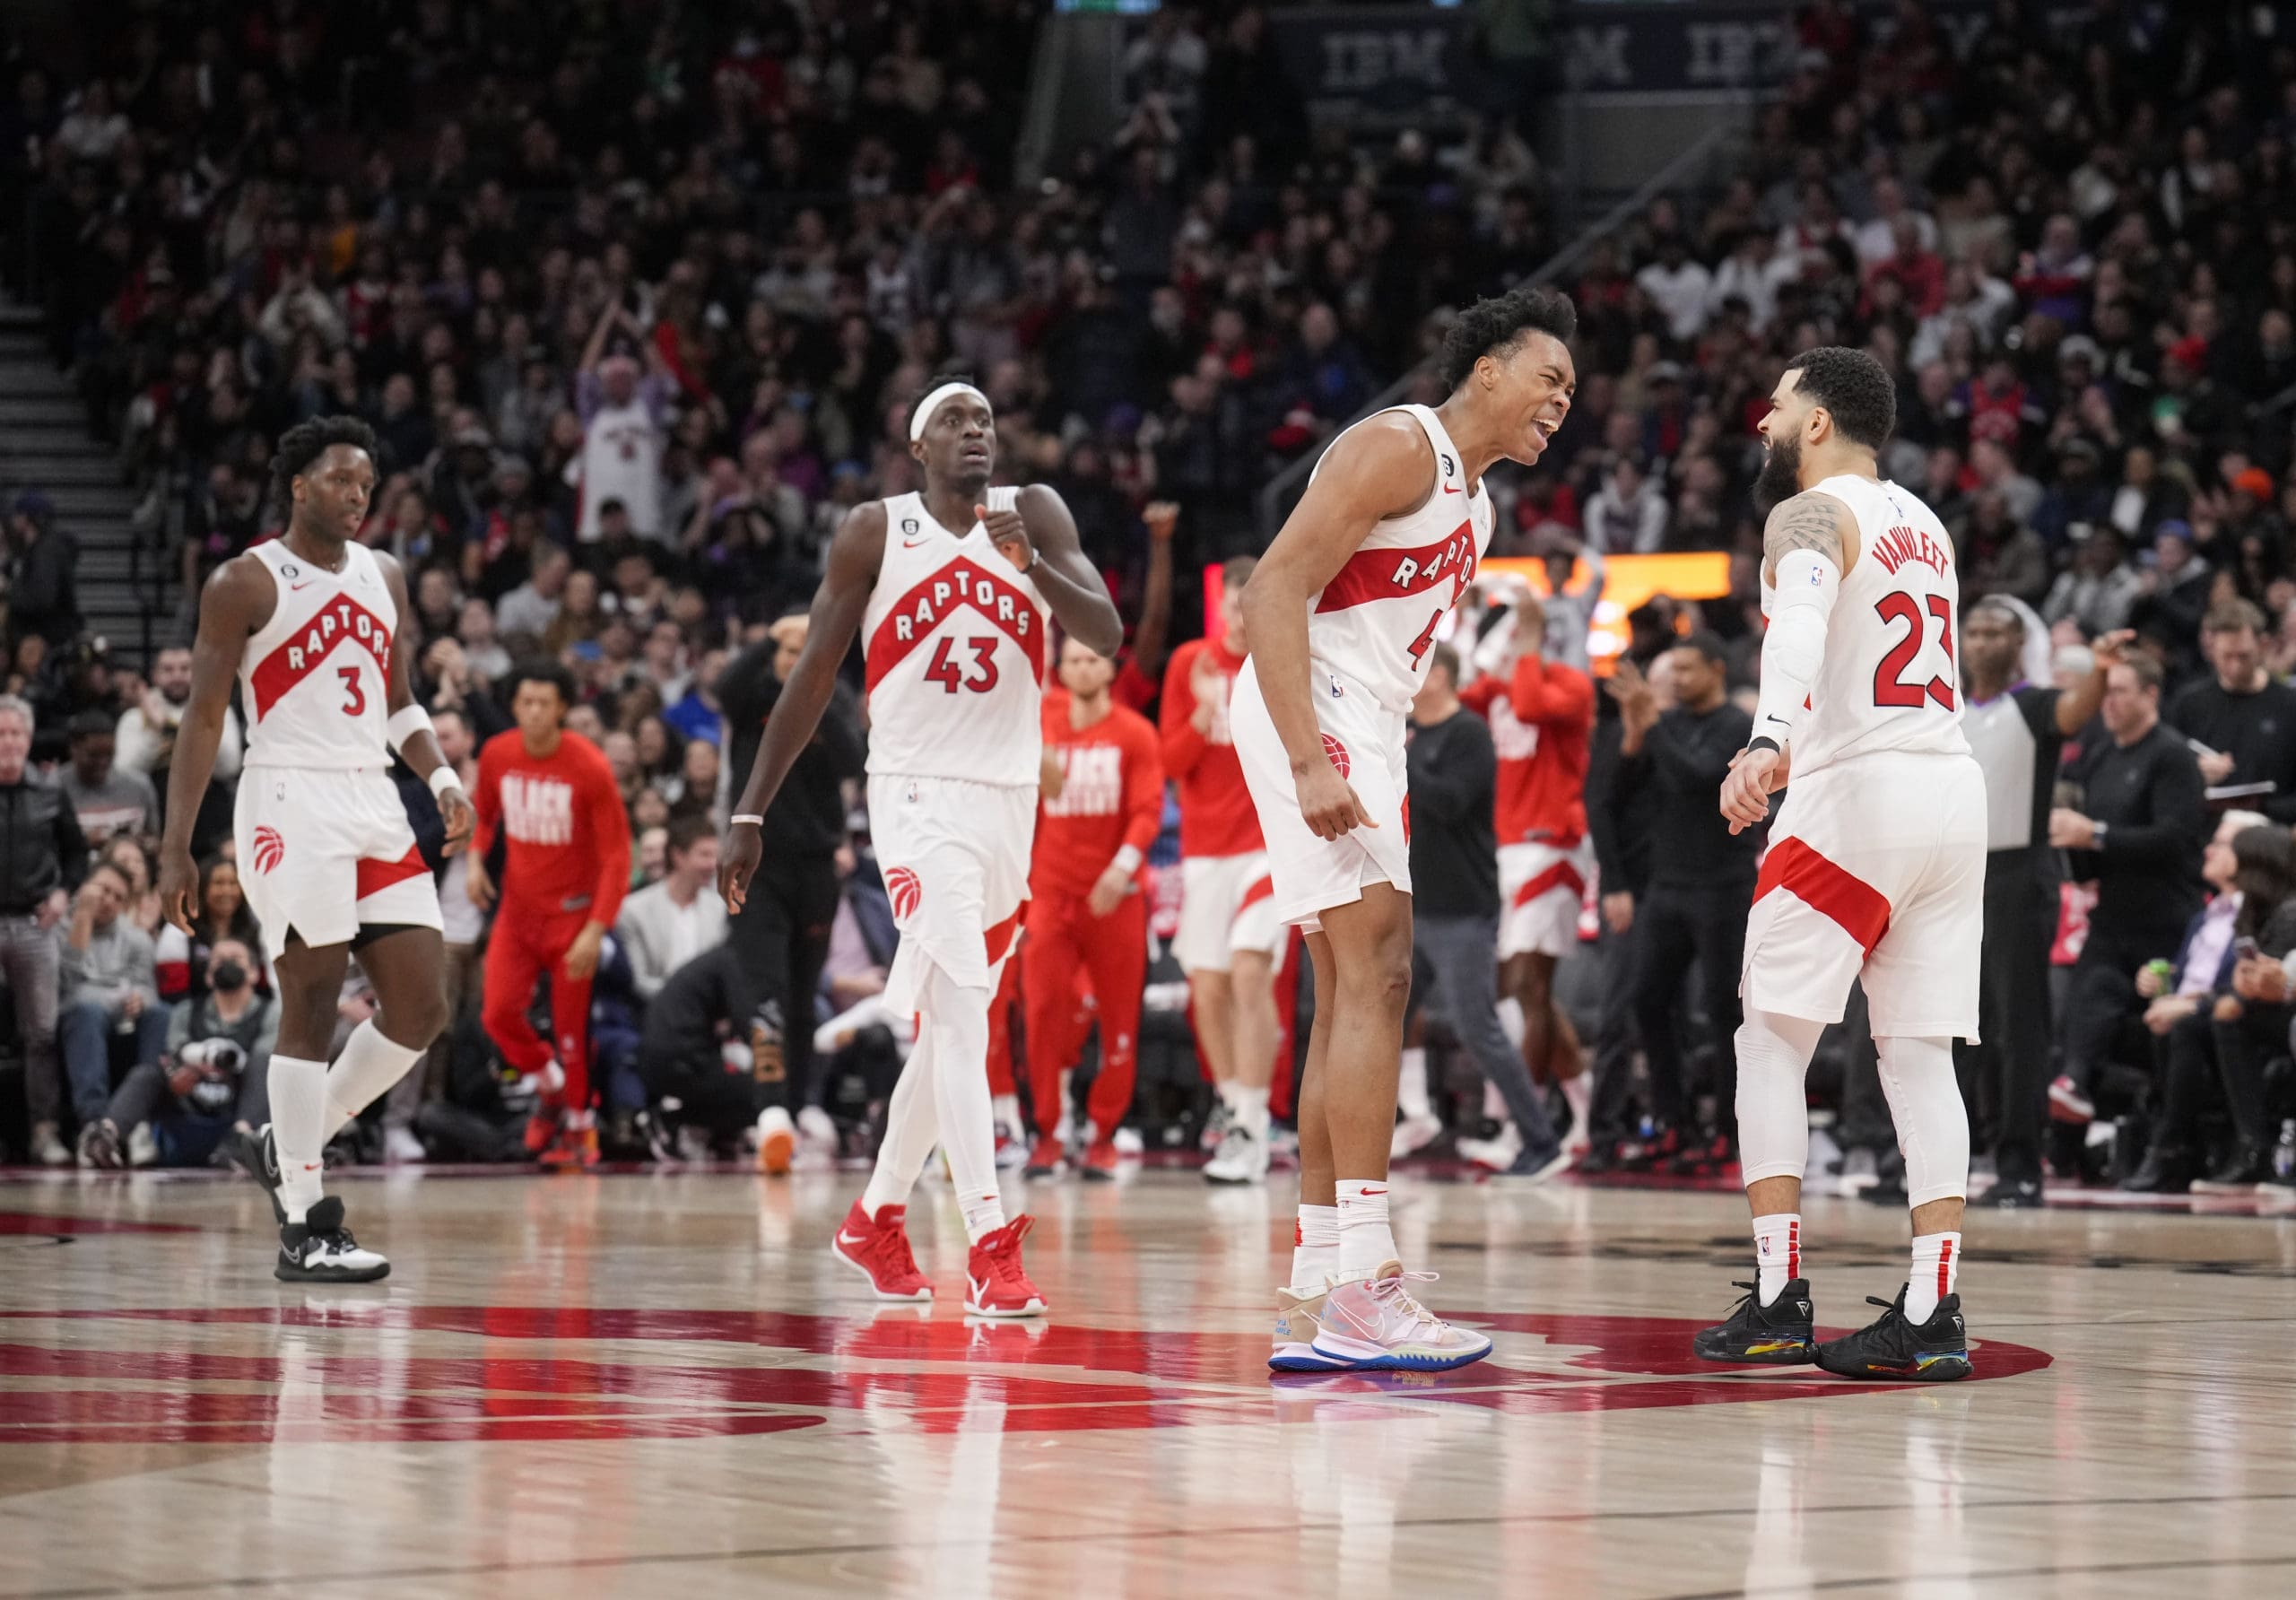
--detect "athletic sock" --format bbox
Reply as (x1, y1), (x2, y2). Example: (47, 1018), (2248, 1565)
(1905, 1230), (1961, 1322)
(959, 1188), (1008, 1244)
(1232, 1083), (1271, 1137)
(1215, 1078), (1243, 1117)
(1559, 1072), (1591, 1139)
(992, 1092), (1021, 1134)
(1752, 1213), (1802, 1306)
(1335, 1179), (1397, 1282)
(324, 1021), (423, 1137)
(1496, 996), (1526, 1050)
(268, 1055), (330, 1225)
(1291, 1204), (1340, 1289)
(1396, 1047), (1431, 1121)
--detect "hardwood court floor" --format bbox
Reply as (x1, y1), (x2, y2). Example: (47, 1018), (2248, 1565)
(1, 1162), (2292, 1599)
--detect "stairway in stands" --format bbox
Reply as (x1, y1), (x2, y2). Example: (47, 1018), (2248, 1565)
(0, 297), (160, 666)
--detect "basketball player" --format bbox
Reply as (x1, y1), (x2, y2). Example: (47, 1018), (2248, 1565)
(719, 378), (1121, 1317)
(1022, 637), (1163, 1179)
(159, 416), (472, 1282)
(1235, 287), (1578, 1372)
(1694, 348), (1982, 1381)
(1161, 561), (1286, 1184)
(466, 660), (631, 1170)
(1467, 594), (1596, 1152)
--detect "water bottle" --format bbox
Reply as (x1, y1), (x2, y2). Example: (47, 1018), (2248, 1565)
(2274, 1119), (2296, 1184)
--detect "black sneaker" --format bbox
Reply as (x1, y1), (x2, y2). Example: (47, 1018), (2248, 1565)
(2191, 1144), (2274, 1194)
(1971, 1177), (2044, 1209)
(2118, 1145), (2193, 1194)
(1692, 1278), (1816, 1364)
(77, 1119), (124, 1170)
(1813, 1286), (1970, 1381)
(275, 1197), (390, 1283)
(225, 1124), (288, 1223)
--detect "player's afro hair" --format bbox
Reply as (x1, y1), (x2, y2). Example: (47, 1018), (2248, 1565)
(1437, 287), (1578, 391)
(1780, 346), (1897, 450)
(271, 415), (379, 505)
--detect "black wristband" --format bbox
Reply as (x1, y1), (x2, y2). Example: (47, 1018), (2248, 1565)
(1747, 735), (1783, 756)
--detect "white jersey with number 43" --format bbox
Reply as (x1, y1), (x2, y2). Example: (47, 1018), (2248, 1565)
(237, 538), (397, 770)
(1766, 472), (1971, 778)
(1304, 404), (1495, 714)
(862, 486), (1050, 787)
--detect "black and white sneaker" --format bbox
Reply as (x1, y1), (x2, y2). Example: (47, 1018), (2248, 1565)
(225, 1124), (289, 1224)
(1813, 1285), (1971, 1382)
(1692, 1278), (1817, 1364)
(275, 1197), (389, 1283)
(1971, 1177), (2044, 1209)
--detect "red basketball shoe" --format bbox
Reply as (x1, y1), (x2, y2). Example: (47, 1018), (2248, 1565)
(965, 1214), (1048, 1317)
(831, 1200), (933, 1301)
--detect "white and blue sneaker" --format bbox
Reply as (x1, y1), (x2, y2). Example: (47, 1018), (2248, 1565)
(1268, 1278), (1353, 1372)
(1308, 1262), (1492, 1372)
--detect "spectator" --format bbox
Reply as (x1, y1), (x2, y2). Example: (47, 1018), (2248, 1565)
(617, 814), (728, 1001)
(81, 938), (276, 1170)
(152, 854), (262, 1004)
(113, 646), (243, 847)
(2166, 600), (2296, 823)
(2044, 528), (2145, 637)
(1403, 644), (1565, 1180)
(0, 693), (88, 1165)
(1635, 235), (1713, 343)
(497, 543), (573, 642)
(571, 309), (672, 547)
(2120, 819), (2295, 1193)
(2047, 654), (2209, 1125)
(1584, 455), (1668, 554)
(61, 859), (167, 1162)
(59, 709), (158, 844)
(6, 491), (78, 647)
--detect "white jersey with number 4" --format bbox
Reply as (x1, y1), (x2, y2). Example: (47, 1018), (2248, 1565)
(238, 539), (397, 770)
(1304, 404), (1494, 712)
(1766, 472), (1970, 778)
(862, 486), (1049, 788)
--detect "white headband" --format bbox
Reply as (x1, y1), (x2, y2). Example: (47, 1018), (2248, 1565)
(909, 382), (992, 443)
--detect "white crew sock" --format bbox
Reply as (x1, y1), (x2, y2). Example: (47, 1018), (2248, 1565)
(1496, 996), (1526, 1050)
(1396, 1047), (1431, 1121)
(325, 1021), (423, 1137)
(1335, 1178), (1397, 1282)
(1906, 1231), (1961, 1323)
(1559, 1071), (1591, 1138)
(1232, 1083), (1271, 1137)
(1292, 1204), (1340, 1289)
(1215, 1077), (1243, 1116)
(1752, 1212), (1802, 1306)
(267, 1054), (330, 1225)
(991, 1092), (1021, 1134)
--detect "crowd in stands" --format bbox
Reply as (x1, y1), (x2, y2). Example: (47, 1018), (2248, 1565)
(0, 2), (2293, 1194)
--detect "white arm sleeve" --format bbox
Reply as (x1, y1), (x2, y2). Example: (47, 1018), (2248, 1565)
(1752, 547), (1841, 745)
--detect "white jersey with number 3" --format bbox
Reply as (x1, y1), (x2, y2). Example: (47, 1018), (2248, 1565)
(861, 486), (1049, 787)
(1769, 472), (1970, 778)
(1304, 404), (1494, 713)
(238, 539), (397, 770)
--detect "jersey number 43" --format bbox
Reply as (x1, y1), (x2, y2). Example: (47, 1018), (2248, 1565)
(924, 635), (1002, 694)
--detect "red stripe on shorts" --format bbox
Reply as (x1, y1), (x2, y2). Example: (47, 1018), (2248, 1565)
(1238, 874), (1274, 912)
(983, 906), (1023, 966)
(355, 846), (430, 900)
(1752, 838), (1892, 954)
(1509, 861), (1586, 909)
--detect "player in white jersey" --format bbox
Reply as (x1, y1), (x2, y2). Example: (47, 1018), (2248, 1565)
(1233, 288), (1578, 1372)
(159, 417), (474, 1283)
(719, 378), (1120, 1317)
(1694, 348), (1982, 1382)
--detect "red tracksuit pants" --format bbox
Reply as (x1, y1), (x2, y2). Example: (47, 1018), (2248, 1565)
(482, 907), (595, 1110)
(1021, 889), (1146, 1142)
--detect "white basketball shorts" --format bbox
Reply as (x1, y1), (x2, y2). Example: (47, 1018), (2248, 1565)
(1739, 749), (1986, 1040)
(1173, 851), (1285, 973)
(1499, 838), (1593, 960)
(1229, 656), (1413, 931)
(869, 773), (1035, 1013)
(234, 766), (443, 961)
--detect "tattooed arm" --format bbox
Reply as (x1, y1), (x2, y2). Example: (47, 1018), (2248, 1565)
(1759, 490), (1857, 587)
(1722, 491), (1857, 832)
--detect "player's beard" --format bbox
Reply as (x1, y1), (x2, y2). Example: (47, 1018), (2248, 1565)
(1754, 432), (1804, 512)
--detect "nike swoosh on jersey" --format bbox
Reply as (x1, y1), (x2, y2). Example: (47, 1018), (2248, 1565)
(1441, 485), (1462, 495)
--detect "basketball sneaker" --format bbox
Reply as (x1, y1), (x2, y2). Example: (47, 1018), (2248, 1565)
(831, 1200), (933, 1300)
(993, 1121), (1029, 1170)
(964, 1214), (1048, 1317)
(1813, 1286), (1971, 1382)
(756, 1106), (796, 1175)
(1389, 1110), (1444, 1161)
(539, 1120), (600, 1170)
(1691, 1279), (1816, 1364)
(225, 1123), (289, 1223)
(2047, 1074), (2095, 1125)
(76, 1118), (124, 1170)
(1205, 1121), (1269, 1185)
(1022, 1135), (1066, 1181)
(1268, 1279), (1352, 1372)
(274, 1197), (389, 1283)
(1079, 1135), (1121, 1183)
(1308, 1263), (1493, 1371)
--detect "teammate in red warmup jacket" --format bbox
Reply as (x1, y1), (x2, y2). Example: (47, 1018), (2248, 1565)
(468, 661), (632, 1167)
(1022, 639), (1165, 1179)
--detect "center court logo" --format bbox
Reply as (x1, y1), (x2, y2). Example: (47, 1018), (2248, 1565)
(252, 826), (286, 874)
(885, 866), (922, 920)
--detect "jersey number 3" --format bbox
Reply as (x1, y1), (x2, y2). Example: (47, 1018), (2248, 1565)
(925, 635), (1002, 694)
(1872, 593), (1955, 711)
(337, 665), (366, 717)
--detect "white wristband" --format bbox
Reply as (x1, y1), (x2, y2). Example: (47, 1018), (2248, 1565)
(387, 704), (435, 756)
(1111, 844), (1144, 875)
(428, 765), (463, 802)
(730, 813), (765, 829)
